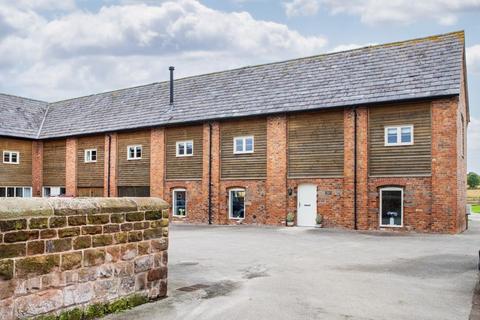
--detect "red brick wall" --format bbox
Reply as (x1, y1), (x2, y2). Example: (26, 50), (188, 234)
(103, 134), (118, 197)
(266, 115), (287, 225)
(164, 180), (205, 223)
(65, 138), (77, 197)
(150, 128), (165, 198)
(218, 180), (266, 224)
(287, 178), (344, 227)
(32, 141), (43, 197)
(367, 177), (432, 231)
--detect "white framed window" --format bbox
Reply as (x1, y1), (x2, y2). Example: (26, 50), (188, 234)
(379, 187), (403, 227)
(0, 186), (32, 198)
(233, 136), (254, 154)
(229, 188), (246, 219)
(384, 125), (414, 146)
(172, 188), (187, 217)
(3, 151), (19, 164)
(43, 186), (66, 198)
(84, 149), (97, 163)
(127, 145), (142, 160)
(176, 141), (193, 157)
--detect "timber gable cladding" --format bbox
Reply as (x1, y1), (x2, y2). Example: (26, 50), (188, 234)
(287, 110), (344, 177)
(166, 125), (203, 180)
(220, 118), (267, 179)
(42, 139), (66, 187)
(0, 138), (32, 186)
(369, 102), (432, 176)
(117, 130), (150, 187)
(77, 135), (105, 187)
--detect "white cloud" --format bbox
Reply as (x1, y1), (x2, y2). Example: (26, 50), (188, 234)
(331, 43), (376, 52)
(467, 45), (480, 74)
(0, 0), (327, 101)
(284, 0), (320, 17)
(284, 0), (480, 25)
(468, 117), (480, 173)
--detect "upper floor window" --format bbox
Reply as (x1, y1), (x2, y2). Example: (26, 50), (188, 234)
(84, 149), (97, 163)
(127, 145), (142, 160)
(176, 140), (193, 157)
(234, 136), (254, 154)
(384, 125), (413, 146)
(3, 151), (19, 164)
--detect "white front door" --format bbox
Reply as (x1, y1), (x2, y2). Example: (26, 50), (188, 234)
(297, 184), (317, 227)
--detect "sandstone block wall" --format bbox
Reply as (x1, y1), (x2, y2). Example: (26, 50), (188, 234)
(0, 197), (169, 320)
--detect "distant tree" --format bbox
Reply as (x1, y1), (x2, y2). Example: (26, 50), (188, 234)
(468, 172), (480, 189)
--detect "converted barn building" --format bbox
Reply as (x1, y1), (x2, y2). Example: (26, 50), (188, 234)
(0, 31), (469, 233)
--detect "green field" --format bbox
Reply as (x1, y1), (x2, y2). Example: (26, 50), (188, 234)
(472, 205), (480, 214)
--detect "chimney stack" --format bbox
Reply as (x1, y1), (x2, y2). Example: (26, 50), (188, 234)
(169, 66), (174, 105)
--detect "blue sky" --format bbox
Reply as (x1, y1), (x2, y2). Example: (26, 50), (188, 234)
(0, 0), (479, 171)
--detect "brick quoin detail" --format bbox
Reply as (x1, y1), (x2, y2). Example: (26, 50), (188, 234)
(65, 138), (77, 197)
(355, 107), (369, 230)
(203, 122), (221, 224)
(31, 141), (43, 197)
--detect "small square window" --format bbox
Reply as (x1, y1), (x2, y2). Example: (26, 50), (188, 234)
(2, 151), (20, 164)
(84, 149), (97, 163)
(127, 145), (142, 160)
(176, 141), (193, 157)
(384, 126), (413, 146)
(233, 136), (254, 154)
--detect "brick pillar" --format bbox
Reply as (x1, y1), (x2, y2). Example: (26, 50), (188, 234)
(342, 108), (355, 229)
(150, 128), (165, 198)
(355, 107), (369, 230)
(431, 98), (458, 233)
(266, 114), (287, 225)
(104, 133), (118, 197)
(65, 137), (77, 197)
(31, 141), (43, 197)
(202, 122), (220, 224)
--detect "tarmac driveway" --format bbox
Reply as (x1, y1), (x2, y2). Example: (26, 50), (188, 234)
(108, 221), (480, 320)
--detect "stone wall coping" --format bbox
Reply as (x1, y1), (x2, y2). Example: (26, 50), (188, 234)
(0, 197), (169, 219)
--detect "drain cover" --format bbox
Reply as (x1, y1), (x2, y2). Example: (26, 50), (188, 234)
(177, 284), (210, 292)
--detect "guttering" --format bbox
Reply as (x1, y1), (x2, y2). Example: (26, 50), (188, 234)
(353, 107), (358, 230)
(208, 123), (213, 225)
(107, 134), (112, 197)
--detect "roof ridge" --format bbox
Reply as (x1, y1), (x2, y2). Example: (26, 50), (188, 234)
(44, 30), (464, 107)
(0, 92), (48, 104)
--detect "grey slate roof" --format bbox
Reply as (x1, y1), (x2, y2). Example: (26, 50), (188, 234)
(0, 94), (48, 139)
(0, 31), (466, 139)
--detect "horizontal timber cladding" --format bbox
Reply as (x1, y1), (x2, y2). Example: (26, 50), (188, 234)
(287, 110), (344, 177)
(369, 102), (431, 176)
(0, 137), (32, 186)
(220, 118), (267, 179)
(117, 130), (150, 187)
(166, 125), (203, 180)
(118, 186), (150, 197)
(43, 139), (66, 187)
(77, 187), (104, 197)
(77, 135), (105, 187)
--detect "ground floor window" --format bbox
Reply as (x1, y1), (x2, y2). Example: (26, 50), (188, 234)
(43, 186), (66, 197)
(173, 189), (187, 216)
(229, 188), (245, 219)
(380, 187), (403, 227)
(0, 186), (32, 198)
(118, 186), (150, 197)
